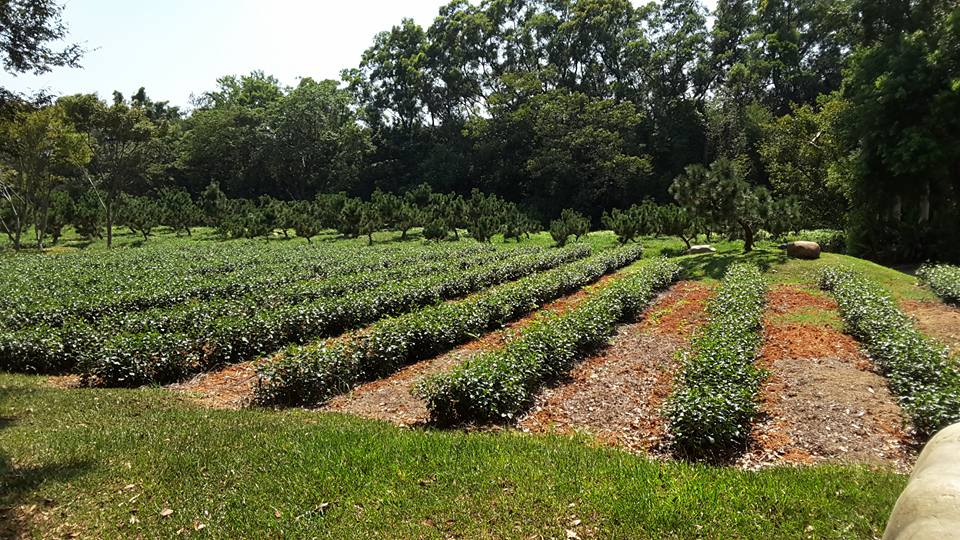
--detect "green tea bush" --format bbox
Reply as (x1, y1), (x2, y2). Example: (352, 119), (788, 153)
(79, 245), (592, 386)
(417, 258), (679, 424)
(917, 264), (960, 305)
(820, 267), (960, 436)
(255, 245), (644, 406)
(665, 264), (766, 458)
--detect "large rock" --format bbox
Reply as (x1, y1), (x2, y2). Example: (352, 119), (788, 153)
(685, 244), (716, 255)
(884, 422), (960, 539)
(779, 241), (821, 259)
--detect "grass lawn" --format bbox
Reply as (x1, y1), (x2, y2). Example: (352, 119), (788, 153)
(0, 373), (905, 539)
(679, 241), (936, 302)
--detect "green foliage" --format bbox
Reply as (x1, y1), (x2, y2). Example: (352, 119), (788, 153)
(418, 257), (677, 424)
(255, 245), (642, 407)
(665, 264), (766, 458)
(549, 208), (590, 247)
(918, 264), (960, 305)
(658, 204), (698, 248)
(783, 229), (846, 253)
(838, 4), (960, 263)
(72, 189), (104, 239)
(117, 194), (162, 240)
(0, 103), (91, 249)
(671, 158), (784, 252)
(820, 267), (960, 437)
(45, 189), (73, 244)
(156, 186), (201, 236)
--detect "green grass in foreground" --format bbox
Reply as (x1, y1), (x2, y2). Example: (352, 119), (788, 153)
(0, 373), (903, 539)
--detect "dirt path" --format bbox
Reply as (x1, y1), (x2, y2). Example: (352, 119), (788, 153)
(320, 275), (620, 425)
(902, 300), (960, 357)
(168, 360), (261, 409)
(740, 286), (912, 471)
(517, 281), (713, 455)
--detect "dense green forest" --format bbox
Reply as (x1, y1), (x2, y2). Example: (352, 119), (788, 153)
(0, 0), (958, 262)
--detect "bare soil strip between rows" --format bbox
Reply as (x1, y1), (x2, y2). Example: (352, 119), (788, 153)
(901, 299), (960, 358)
(319, 273), (623, 425)
(516, 281), (713, 456)
(739, 285), (913, 471)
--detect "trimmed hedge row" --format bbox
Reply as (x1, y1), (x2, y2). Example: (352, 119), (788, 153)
(416, 258), (680, 424)
(1, 242), (499, 329)
(664, 264), (766, 458)
(917, 264), (960, 305)
(254, 245), (645, 406)
(73, 245), (592, 386)
(0, 245), (538, 375)
(62, 246), (537, 338)
(820, 267), (960, 437)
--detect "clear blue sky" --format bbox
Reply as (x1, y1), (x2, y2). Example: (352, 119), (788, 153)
(0, 0), (716, 109)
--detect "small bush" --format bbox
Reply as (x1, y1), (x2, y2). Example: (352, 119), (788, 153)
(784, 229), (846, 253)
(820, 267), (960, 437)
(550, 209), (590, 246)
(917, 264), (960, 305)
(665, 264), (766, 458)
(418, 258), (679, 424)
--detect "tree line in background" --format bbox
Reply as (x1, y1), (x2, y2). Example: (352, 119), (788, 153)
(0, 0), (958, 261)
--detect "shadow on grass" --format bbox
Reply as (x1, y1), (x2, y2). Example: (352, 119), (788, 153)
(0, 455), (92, 538)
(680, 248), (789, 281)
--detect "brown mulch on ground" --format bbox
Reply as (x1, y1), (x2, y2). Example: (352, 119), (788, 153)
(321, 276), (621, 425)
(902, 299), (960, 356)
(45, 374), (81, 389)
(740, 285), (913, 471)
(637, 280), (714, 338)
(517, 281), (713, 454)
(167, 360), (262, 410)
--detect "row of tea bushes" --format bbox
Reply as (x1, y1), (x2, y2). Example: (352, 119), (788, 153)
(664, 264), (766, 458)
(918, 264), (960, 305)
(75, 245), (592, 386)
(0, 241), (499, 329)
(820, 267), (960, 437)
(417, 258), (680, 424)
(254, 245), (645, 406)
(71, 247), (538, 338)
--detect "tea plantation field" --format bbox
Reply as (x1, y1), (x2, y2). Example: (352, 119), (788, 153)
(2, 229), (959, 538)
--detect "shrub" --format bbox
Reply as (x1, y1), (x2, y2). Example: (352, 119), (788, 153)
(255, 245), (644, 406)
(550, 209), (590, 246)
(820, 267), (960, 437)
(80, 245), (592, 386)
(417, 258), (679, 424)
(665, 264), (766, 458)
(917, 264), (960, 305)
(783, 229), (846, 253)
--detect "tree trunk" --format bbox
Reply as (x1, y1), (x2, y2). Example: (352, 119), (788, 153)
(740, 221), (754, 253)
(13, 214), (21, 250)
(37, 201), (49, 250)
(679, 234), (692, 249)
(106, 198), (114, 248)
(366, 232), (373, 246)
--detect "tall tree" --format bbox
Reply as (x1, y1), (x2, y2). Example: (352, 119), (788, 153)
(61, 94), (167, 247)
(0, 104), (90, 248)
(264, 78), (370, 199)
